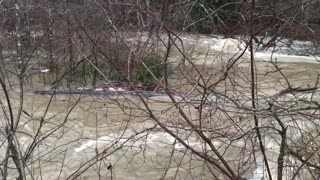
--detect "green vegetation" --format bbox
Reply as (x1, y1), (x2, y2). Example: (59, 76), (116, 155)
(72, 53), (167, 88)
(81, 61), (95, 82)
(136, 54), (166, 85)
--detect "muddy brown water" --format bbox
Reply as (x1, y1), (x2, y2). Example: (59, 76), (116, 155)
(0, 91), (237, 179)
(1, 35), (320, 179)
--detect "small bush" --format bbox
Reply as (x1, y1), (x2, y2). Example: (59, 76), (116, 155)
(136, 54), (166, 85)
(109, 71), (126, 82)
(82, 61), (94, 81)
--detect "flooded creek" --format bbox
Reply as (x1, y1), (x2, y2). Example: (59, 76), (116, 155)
(1, 34), (320, 179)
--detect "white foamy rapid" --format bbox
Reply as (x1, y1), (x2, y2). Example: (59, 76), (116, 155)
(209, 37), (320, 64)
(211, 38), (247, 53)
(74, 131), (203, 153)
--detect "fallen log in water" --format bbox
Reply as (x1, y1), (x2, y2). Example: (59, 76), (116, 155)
(33, 89), (206, 105)
(34, 90), (170, 98)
